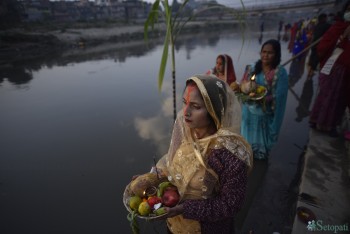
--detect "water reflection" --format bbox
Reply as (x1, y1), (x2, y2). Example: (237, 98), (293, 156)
(54, 41), (160, 67)
(134, 83), (176, 155)
(288, 56), (307, 87)
(0, 28), (310, 234)
(132, 32), (224, 155)
(0, 66), (33, 85)
(175, 35), (221, 60)
(259, 22), (264, 44)
(0, 31), (223, 87)
(295, 79), (314, 122)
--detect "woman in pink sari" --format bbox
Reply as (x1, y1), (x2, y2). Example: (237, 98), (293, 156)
(309, 1), (350, 137)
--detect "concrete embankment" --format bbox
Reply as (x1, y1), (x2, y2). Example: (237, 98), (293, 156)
(0, 20), (241, 66)
(291, 112), (350, 233)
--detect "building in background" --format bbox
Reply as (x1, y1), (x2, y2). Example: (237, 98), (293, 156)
(16, 0), (151, 22)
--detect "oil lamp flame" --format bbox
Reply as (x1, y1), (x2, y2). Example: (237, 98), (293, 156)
(250, 74), (256, 91)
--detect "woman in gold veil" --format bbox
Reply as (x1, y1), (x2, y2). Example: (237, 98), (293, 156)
(156, 75), (253, 233)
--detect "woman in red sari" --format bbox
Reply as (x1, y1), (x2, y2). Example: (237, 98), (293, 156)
(309, 1), (350, 137)
(207, 54), (237, 86)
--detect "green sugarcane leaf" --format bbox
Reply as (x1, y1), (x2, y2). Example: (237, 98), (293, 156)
(157, 0), (173, 91)
(158, 26), (170, 91)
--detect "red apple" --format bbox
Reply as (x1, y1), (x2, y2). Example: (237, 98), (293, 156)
(162, 188), (180, 207)
(147, 196), (162, 209)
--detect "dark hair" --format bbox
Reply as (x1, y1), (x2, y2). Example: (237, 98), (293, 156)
(183, 80), (216, 128)
(318, 13), (327, 22)
(213, 55), (226, 74)
(336, 0), (350, 20)
(343, 0), (350, 15)
(254, 39), (281, 75)
(185, 76), (227, 129)
(217, 55), (226, 66)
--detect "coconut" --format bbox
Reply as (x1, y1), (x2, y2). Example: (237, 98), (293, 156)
(230, 82), (240, 92)
(240, 80), (257, 94)
(129, 173), (159, 197)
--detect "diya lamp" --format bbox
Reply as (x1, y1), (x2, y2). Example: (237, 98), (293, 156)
(144, 186), (157, 197)
(250, 74), (256, 92)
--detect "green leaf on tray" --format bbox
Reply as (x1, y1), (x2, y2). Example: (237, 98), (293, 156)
(127, 210), (140, 234)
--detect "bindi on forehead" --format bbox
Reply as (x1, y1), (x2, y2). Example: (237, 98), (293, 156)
(183, 83), (204, 104)
(183, 84), (197, 114)
(185, 85), (195, 102)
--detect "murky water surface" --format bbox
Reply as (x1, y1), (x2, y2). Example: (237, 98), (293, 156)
(0, 29), (313, 233)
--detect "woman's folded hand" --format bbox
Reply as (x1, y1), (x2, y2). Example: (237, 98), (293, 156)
(165, 204), (184, 218)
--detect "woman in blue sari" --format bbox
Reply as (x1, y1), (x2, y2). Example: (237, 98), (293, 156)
(240, 39), (288, 160)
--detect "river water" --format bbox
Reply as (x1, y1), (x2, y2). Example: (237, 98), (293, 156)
(0, 28), (314, 233)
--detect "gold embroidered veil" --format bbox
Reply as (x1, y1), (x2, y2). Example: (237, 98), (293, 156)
(156, 75), (253, 233)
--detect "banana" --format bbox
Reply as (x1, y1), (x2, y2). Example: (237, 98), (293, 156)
(157, 181), (172, 197)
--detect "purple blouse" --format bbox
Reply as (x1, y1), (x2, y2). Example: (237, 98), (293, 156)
(182, 148), (248, 234)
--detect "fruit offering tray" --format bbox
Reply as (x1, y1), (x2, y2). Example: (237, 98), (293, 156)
(236, 85), (267, 102)
(123, 178), (180, 220)
(123, 184), (165, 220)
